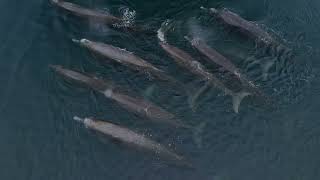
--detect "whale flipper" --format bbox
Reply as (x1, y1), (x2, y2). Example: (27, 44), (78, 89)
(232, 91), (251, 113)
(192, 121), (207, 149)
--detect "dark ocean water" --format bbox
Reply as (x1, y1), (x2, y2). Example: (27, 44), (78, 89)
(0, 0), (320, 179)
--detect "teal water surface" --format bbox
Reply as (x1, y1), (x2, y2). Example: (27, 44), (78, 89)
(0, 0), (319, 179)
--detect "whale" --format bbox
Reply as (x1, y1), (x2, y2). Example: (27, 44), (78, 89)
(73, 39), (161, 72)
(201, 7), (291, 55)
(50, 65), (186, 127)
(184, 37), (260, 92)
(201, 7), (275, 45)
(72, 38), (180, 83)
(51, 0), (121, 24)
(50, 0), (155, 34)
(73, 116), (192, 167)
(157, 27), (250, 113)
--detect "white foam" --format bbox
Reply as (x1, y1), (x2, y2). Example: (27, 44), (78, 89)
(157, 30), (165, 42)
(157, 20), (171, 42)
(122, 8), (136, 27)
(157, 28), (165, 42)
(113, 7), (136, 28)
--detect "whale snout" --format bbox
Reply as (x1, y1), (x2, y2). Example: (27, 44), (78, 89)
(50, 0), (60, 4)
(80, 39), (90, 44)
(49, 64), (63, 72)
(209, 8), (218, 14)
(72, 38), (91, 46)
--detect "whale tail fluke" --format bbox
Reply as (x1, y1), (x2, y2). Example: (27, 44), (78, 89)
(232, 91), (251, 113)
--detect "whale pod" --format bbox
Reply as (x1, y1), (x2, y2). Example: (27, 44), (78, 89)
(157, 27), (250, 113)
(160, 42), (250, 113)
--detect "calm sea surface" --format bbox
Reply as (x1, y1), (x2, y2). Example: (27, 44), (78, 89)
(0, 0), (319, 179)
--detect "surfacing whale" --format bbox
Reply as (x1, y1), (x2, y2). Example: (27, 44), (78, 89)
(72, 38), (183, 84)
(201, 6), (292, 56)
(201, 7), (275, 45)
(51, 0), (155, 34)
(50, 65), (186, 127)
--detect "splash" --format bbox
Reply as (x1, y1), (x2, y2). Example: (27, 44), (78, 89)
(121, 8), (136, 26)
(157, 20), (172, 42)
(113, 7), (136, 28)
(157, 27), (165, 42)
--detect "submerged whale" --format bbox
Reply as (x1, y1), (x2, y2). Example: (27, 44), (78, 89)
(51, 0), (155, 34)
(50, 65), (186, 127)
(157, 27), (250, 113)
(51, 0), (121, 24)
(73, 116), (192, 167)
